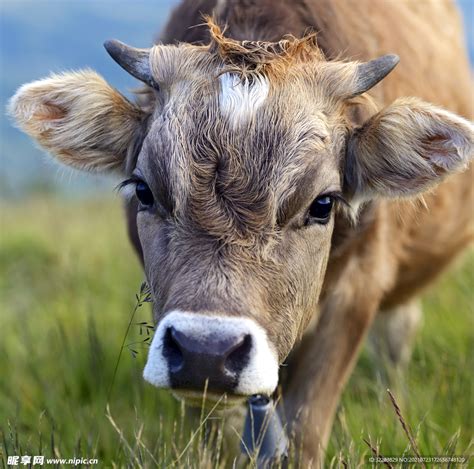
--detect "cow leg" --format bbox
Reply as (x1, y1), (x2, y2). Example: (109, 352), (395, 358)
(369, 300), (422, 370)
(283, 294), (381, 468)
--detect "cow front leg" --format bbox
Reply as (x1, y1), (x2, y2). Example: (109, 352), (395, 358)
(283, 295), (381, 468)
(369, 300), (422, 371)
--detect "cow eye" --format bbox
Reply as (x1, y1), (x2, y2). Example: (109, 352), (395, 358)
(306, 195), (334, 225)
(135, 180), (154, 207)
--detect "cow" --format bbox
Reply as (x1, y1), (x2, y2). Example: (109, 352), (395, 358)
(8, 0), (473, 465)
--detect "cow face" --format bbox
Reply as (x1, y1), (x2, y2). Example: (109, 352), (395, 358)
(9, 24), (473, 403)
(133, 67), (342, 399)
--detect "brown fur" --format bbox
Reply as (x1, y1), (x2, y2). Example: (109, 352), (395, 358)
(8, 0), (474, 466)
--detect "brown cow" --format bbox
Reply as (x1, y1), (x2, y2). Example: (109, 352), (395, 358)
(8, 0), (473, 466)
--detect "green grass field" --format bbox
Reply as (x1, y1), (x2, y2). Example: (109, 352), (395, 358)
(1, 196), (472, 468)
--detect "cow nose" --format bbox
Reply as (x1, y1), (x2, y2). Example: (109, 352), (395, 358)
(163, 326), (252, 393)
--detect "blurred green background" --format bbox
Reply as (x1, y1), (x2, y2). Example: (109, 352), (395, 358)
(0, 1), (473, 467)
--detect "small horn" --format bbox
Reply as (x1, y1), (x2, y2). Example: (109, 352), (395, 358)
(104, 39), (155, 88)
(351, 54), (399, 97)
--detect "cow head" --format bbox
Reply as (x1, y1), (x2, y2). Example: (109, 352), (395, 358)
(9, 23), (473, 404)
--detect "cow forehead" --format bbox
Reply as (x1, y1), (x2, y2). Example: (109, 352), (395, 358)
(138, 70), (341, 236)
(148, 42), (334, 131)
(218, 73), (270, 127)
(146, 70), (332, 169)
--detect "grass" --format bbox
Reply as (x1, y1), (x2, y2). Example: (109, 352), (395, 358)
(0, 195), (472, 468)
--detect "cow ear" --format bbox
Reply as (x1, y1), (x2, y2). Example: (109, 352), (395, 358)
(8, 70), (145, 173)
(345, 97), (473, 201)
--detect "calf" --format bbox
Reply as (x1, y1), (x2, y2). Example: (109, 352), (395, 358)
(9, 0), (473, 465)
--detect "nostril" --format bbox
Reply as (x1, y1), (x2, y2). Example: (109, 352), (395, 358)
(163, 327), (184, 373)
(225, 334), (252, 375)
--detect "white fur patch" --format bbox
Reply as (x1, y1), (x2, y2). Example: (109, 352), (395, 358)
(143, 311), (279, 396)
(218, 73), (269, 126)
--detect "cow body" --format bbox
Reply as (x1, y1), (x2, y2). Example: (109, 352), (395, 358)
(9, 0), (473, 466)
(127, 0), (474, 461)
